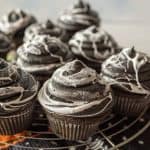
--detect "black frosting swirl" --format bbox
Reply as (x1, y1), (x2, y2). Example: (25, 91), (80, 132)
(24, 20), (62, 42)
(0, 58), (38, 115)
(38, 60), (112, 117)
(17, 35), (73, 76)
(0, 9), (36, 35)
(0, 31), (14, 54)
(69, 26), (119, 63)
(58, 0), (100, 32)
(101, 47), (150, 94)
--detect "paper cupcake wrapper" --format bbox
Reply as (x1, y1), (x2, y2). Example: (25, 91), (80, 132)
(113, 91), (149, 117)
(0, 102), (34, 135)
(45, 105), (112, 141)
(47, 114), (99, 141)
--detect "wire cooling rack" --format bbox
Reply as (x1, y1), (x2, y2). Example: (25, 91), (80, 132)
(0, 103), (149, 150)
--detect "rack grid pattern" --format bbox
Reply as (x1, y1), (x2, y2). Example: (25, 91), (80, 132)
(0, 103), (149, 150)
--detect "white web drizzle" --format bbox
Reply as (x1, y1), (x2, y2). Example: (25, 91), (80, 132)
(70, 26), (116, 63)
(102, 48), (150, 95)
(26, 35), (65, 64)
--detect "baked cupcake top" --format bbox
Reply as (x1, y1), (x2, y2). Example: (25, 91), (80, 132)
(0, 59), (38, 115)
(24, 20), (62, 42)
(58, 0), (100, 32)
(0, 31), (14, 54)
(38, 60), (112, 117)
(17, 35), (73, 75)
(0, 9), (36, 35)
(69, 26), (119, 63)
(101, 47), (150, 95)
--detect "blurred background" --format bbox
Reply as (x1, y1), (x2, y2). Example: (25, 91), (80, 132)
(0, 0), (149, 52)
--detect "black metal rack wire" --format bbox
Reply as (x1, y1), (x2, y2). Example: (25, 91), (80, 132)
(0, 103), (149, 150)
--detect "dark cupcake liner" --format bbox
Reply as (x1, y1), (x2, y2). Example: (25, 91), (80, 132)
(113, 90), (149, 117)
(0, 102), (34, 135)
(45, 105), (112, 141)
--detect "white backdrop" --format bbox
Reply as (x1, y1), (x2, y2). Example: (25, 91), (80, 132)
(0, 0), (149, 53)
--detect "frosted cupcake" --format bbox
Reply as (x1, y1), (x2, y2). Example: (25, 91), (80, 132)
(17, 35), (73, 86)
(58, 0), (100, 42)
(69, 26), (120, 73)
(38, 60), (112, 140)
(24, 19), (62, 42)
(0, 9), (36, 47)
(101, 47), (150, 116)
(0, 58), (38, 135)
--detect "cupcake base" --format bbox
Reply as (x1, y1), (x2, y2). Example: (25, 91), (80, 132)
(45, 106), (112, 141)
(0, 102), (34, 135)
(112, 87), (149, 117)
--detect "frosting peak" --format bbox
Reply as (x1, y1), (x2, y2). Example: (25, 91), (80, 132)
(74, 0), (90, 10)
(52, 60), (97, 87)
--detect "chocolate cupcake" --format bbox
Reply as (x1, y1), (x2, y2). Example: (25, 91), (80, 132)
(69, 26), (120, 73)
(0, 31), (15, 59)
(58, 0), (100, 42)
(38, 60), (112, 140)
(0, 9), (36, 47)
(24, 20), (62, 42)
(0, 58), (38, 135)
(17, 35), (73, 86)
(101, 47), (150, 116)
